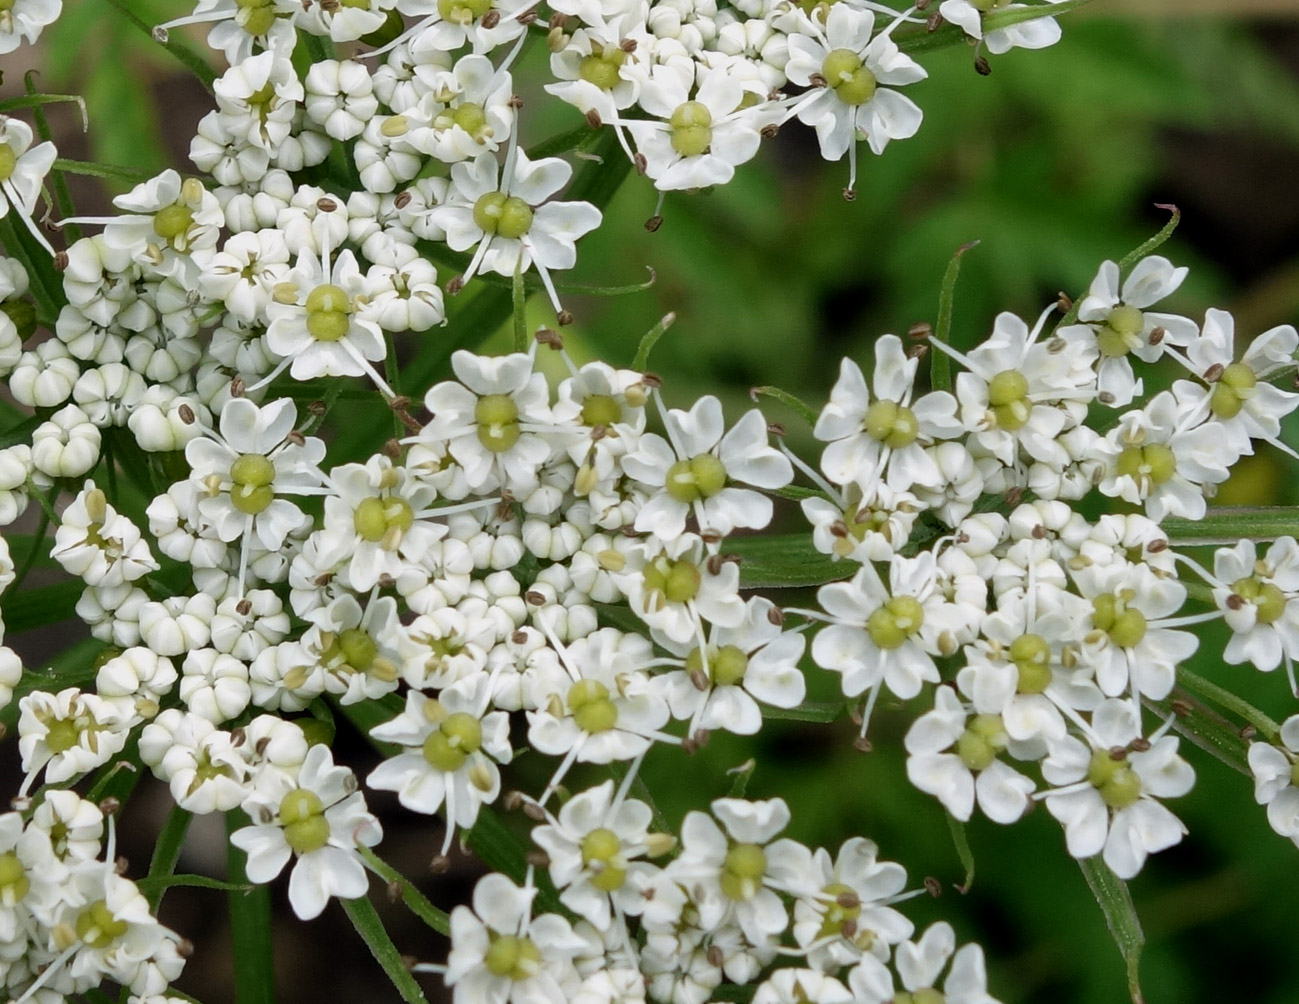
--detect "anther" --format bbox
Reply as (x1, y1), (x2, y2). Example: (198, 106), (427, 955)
(908, 321), (932, 340)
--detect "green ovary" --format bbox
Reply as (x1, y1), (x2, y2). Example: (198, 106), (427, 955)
(422, 711), (483, 771)
(76, 900), (128, 949)
(484, 934), (541, 980)
(1232, 576), (1287, 625)
(1098, 305), (1144, 358)
(665, 453), (727, 503)
(279, 788), (330, 854)
(0, 146), (15, 183)
(686, 644), (748, 687)
(1115, 443), (1176, 488)
(956, 714), (1008, 771)
(1009, 633), (1051, 694)
(866, 595), (924, 650)
(720, 842), (767, 901)
(1210, 363), (1258, 420)
(353, 495), (415, 544)
(472, 192), (533, 239)
(43, 717), (81, 754)
(153, 204), (194, 242)
(822, 48), (877, 105)
(437, 0), (491, 22)
(1088, 750), (1142, 809)
(579, 44), (626, 90)
(643, 556), (702, 606)
(475, 393), (521, 452)
(862, 399), (919, 448)
(569, 679), (618, 734)
(236, 0), (277, 36)
(230, 452), (276, 515)
(305, 283), (352, 343)
(893, 990), (947, 1004)
(0, 853), (28, 904)
(669, 101), (713, 157)
(1091, 593), (1147, 648)
(987, 370), (1031, 431)
(580, 827), (627, 891)
(581, 394), (622, 427)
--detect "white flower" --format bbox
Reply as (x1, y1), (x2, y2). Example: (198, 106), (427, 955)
(0, 117), (57, 254)
(1211, 537), (1299, 678)
(17, 688), (134, 788)
(0, 0), (62, 53)
(53, 482), (159, 588)
(623, 395), (792, 540)
(305, 59), (380, 141)
(849, 922), (999, 1004)
(753, 970), (851, 1004)
(938, 0), (1064, 55)
(615, 532), (746, 645)
(1247, 715), (1299, 845)
(214, 51), (303, 155)
(231, 744), (382, 920)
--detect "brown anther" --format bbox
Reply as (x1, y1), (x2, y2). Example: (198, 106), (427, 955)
(681, 737), (699, 755)
(1031, 524), (1046, 539)
(319, 0), (338, 10)
(908, 321), (933, 340)
(1148, 326), (1166, 345)
(830, 520), (851, 539)
(429, 854), (451, 874)
(693, 729), (709, 748)
(1240, 724), (1258, 740)
(767, 421), (786, 437)
(842, 187), (857, 202)
(644, 214), (663, 232)
(908, 344), (928, 360)
(481, 9), (500, 27)
(1097, 391), (1116, 405)
(447, 276), (465, 295)
(394, 190), (413, 210)
(383, 439), (402, 459)
(1226, 593), (1246, 610)
(590, 424), (608, 441)
(503, 790), (524, 811)
(852, 736), (873, 753)
(706, 554), (724, 576)
(841, 919), (859, 938)
(1005, 486), (1024, 506)
(642, 372), (663, 389)
(314, 571), (334, 587)
(177, 403), (196, 424)
(585, 109), (603, 129)
(634, 153), (648, 175)
(1057, 291), (1073, 312)
(53, 251), (69, 272)
(99, 797), (121, 816)
(760, 124), (779, 139)
(316, 197), (338, 213)
(706, 946), (725, 969)
(387, 879), (402, 903)
(1148, 539), (1168, 552)
(1046, 336), (1067, 354)
(1203, 362), (1224, 383)
(924, 876), (942, 897)
(518, 7), (537, 23)
(915, 0), (929, 7)
(621, 37), (637, 52)
(1108, 745), (1127, 761)
(535, 327), (563, 350)
(388, 394), (412, 412)
(974, 55), (991, 75)
(767, 605), (784, 626)
(557, 309), (575, 326)
(525, 590), (546, 606)
(808, 72), (828, 88)
(522, 801), (548, 821)
(230, 728), (247, 748)
(836, 890), (861, 909)
(236, 598), (253, 616)
(1129, 737), (1151, 753)
(511, 630), (529, 645)
(177, 939), (195, 958)
(700, 529), (723, 546)
(376, 573), (396, 589)
(526, 850), (550, 869)
(114, 856), (129, 875)
(230, 376), (247, 398)
(690, 668), (710, 691)
(307, 400), (327, 418)
(926, 10), (943, 30)
(8, 797), (29, 812)
(287, 430), (306, 447)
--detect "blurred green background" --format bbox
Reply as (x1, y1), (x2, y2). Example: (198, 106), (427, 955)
(7, 1), (1299, 1003)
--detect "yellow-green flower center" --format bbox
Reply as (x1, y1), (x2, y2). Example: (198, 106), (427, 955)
(686, 644), (749, 687)
(894, 990), (947, 1004)
(866, 595), (925, 650)
(1088, 750), (1142, 809)
(229, 452), (276, 515)
(987, 369), (1031, 431)
(822, 48), (877, 105)
(956, 714), (1008, 771)
(153, 203), (195, 242)
(863, 399), (920, 448)
(569, 679), (618, 733)
(579, 43), (627, 90)
(1115, 443), (1176, 488)
(0, 147), (14, 184)
(475, 393), (521, 453)
(305, 283), (352, 343)
(0, 853), (29, 904)
(1091, 593), (1147, 648)
(720, 842), (767, 901)
(815, 881), (862, 939)
(581, 393), (622, 428)
(280, 788), (330, 854)
(1210, 362), (1258, 420)
(669, 101), (713, 158)
(44, 717), (82, 754)
(472, 192), (534, 239)
(353, 495), (415, 545)
(422, 711), (484, 771)
(665, 453), (727, 503)
(580, 827), (627, 891)
(1098, 304), (1144, 358)
(236, 0), (278, 35)
(76, 900), (129, 949)
(1232, 576), (1287, 625)
(484, 933), (541, 980)
(642, 556), (702, 607)
(1009, 632), (1052, 694)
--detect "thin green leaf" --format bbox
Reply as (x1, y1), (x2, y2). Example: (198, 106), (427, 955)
(356, 845), (451, 935)
(1145, 688), (1251, 777)
(102, 0), (216, 90)
(725, 533), (859, 589)
(226, 810), (277, 1004)
(759, 701), (848, 724)
(53, 157), (157, 184)
(726, 759), (756, 798)
(0, 414), (41, 452)
(632, 312), (676, 371)
(333, 692), (405, 757)
(341, 895), (430, 1004)
(1059, 203), (1180, 328)
(136, 873), (252, 895)
(3, 579), (85, 634)
(931, 240), (979, 392)
(0, 92), (87, 123)
(145, 806), (192, 909)
(86, 738), (142, 803)
(946, 813), (975, 894)
(527, 123), (599, 161)
(749, 386), (819, 427)
(1161, 506), (1299, 545)
(894, 0), (1094, 57)
(1078, 857), (1145, 1004)
(557, 267), (657, 296)
(8, 505), (52, 596)
(512, 257), (528, 353)
(1176, 667), (1280, 741)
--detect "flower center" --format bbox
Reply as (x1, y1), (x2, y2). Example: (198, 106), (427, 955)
(987, 370), (1031, 431)
(642, 556), (702, 607)
(279, 788), (330, 854)
(893, 990), (947, 1004)
(664, 453), (727, 503)
(720, 842), (767, 901)
(569, 679), (618, 733)
(956, 714), (1008, 771)
(229, 452), (276, 515)
(1115, 443), (1176, 488)
(76, 900), (129, 949)
(1231, 576), (1287, 624)
(353, 495), (415, 545)
(1210, 362), (1258, 420)
(1091, 593), (1147, 648)
(863, 399), (919, 448)
(484, 933), (542, 980)
(0, 853), (29, 904)
(822, 48), (877, 105)
(472, 192), (534, 239)
(580, 393), (622, 428)
(815, 881), (862, 939)
(422, 711), (484, 771)
(686, 644), (749, 687)
(866, 595), (925, 650)
(474, 393), (522, 453)
(1009, 632), (1052, 694)
(0, 146), (16, 184)
(1098, 305), (1144, 358)
(580, 827), (627, 891)
(669, 101), (713, 157)
(1087, 750), (1142, 809)
(44, 716), (82, 753)
(579, 43), (627, 90)
(236, 0), (278, 35)
(153, 203), (195, 242)
(305, 283), (352, 343)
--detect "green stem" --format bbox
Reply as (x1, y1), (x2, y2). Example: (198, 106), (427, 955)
(1177, 666), (1280, 741)
(1163, 507), (1299, 545)
(341, 895), (430, 1004)
(931, 240), (978, 392)
(226, 811), (277, 1004)
(101, 0), (216, 90)
(8, 503), (49, 596)
(356, 845), (451, 935)
(146, 806), (193, 910)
